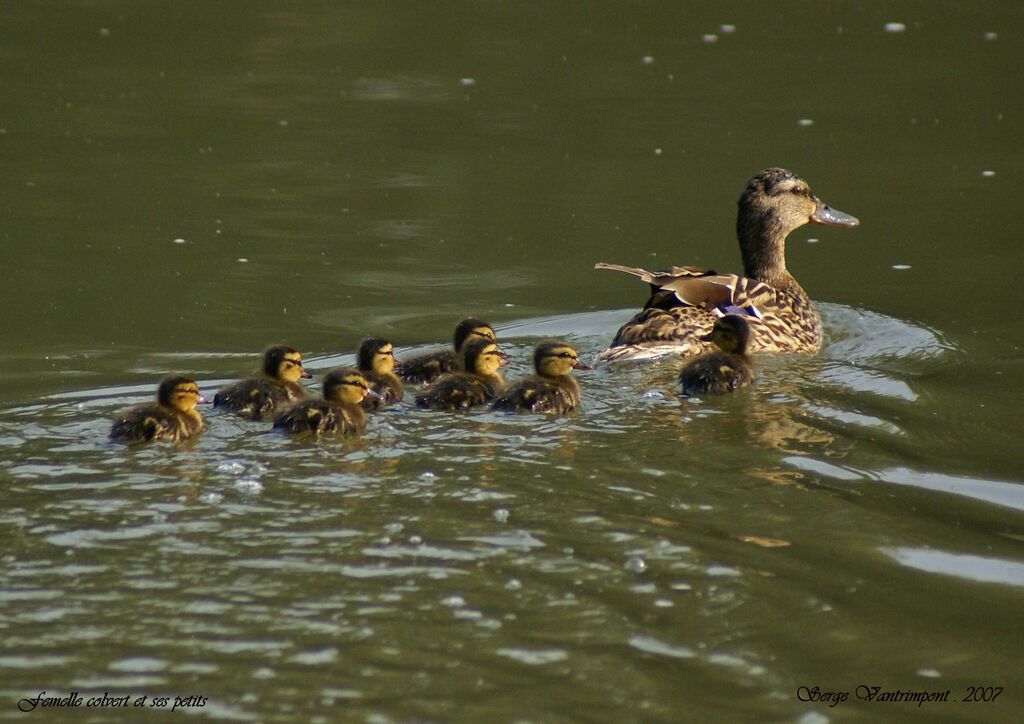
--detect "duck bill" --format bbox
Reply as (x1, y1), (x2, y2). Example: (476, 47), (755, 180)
(196, 395), (210, 404)
(364, 388), (383, 401)
(497, 350), (509, 367)
(300, 369), (313, 379)
(572, 360), (594, 371)
(810, 199), (860, 227)
(698, 332), (715, 342)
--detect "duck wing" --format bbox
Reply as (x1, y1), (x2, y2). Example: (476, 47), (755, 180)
(596, 265), (820, 362)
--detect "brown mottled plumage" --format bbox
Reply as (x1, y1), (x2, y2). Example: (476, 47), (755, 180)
(110, 375), (206, 443)
(679, 315), (756, 396)
(491, 341), (591, 415)
(414, 338), (507, 410)
(596, 168), (859, 362)
(272, 368), (370, 437)
(356, 337), (403, 410)
(398, 317), (496, 384)
(214, 345), (311, 419)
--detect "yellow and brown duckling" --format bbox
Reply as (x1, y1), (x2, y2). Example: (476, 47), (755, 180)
(595, 167), (859, 363)
(272, 367), (374, 436)
(399, 317), (496, 384)
(356, 337), (403, 410)
(415, 337), (508, 410)
(491, 341), (591, 415)
(109, 375), (207, 443)
(679, 315), (756, 396)
(213, 344), (312, 419)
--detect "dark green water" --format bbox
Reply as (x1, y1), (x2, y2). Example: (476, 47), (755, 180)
(2, 2), (1023, 722)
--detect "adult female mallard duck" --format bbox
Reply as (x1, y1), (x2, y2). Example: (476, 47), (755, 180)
(595, 167), (859, 363)
(399, 317), (496, 384)
(679, 315), (755, 396)
(491, 341), (591, 415)
(213, 344), (312, 419)
(109, 375), (207, 443)
(414, 337), (507, 410)
(272, 368), (373, 436)
(356, 337), (403, 409)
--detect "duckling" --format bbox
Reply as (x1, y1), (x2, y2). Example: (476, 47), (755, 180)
(491, 341), (591, 415)
(679, 315), (756, 396)
(109, 375), (207, 443)
(415, 337), (508, 410)
(399, 317), (496, 384)
(595, 168), (859, 362)
(272, 368), (372, 436)
(356, 337), (403, 410)
(213, 344), (312, 419)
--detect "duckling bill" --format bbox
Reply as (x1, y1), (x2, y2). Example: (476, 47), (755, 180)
(491, 341), (591, 415)
(214, 344), (312, 419)
(415, 337), (507, 410)
(273, 368), (373, 436)
(679, 315), (755, 396)
(356, 337), (403, 410)
(399, 317), (496, 385)
(109, 375), (207, 443)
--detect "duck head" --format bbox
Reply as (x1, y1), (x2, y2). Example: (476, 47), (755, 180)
(534, 341), (592, 377)
(463, 337), (507, 376)
(700, 315), (752, 355)
(264, 344), (312, 383)
(737, 168), (859, 290)
(323, 368), (373, 405)
(157, 375), (206, 412)
(357, 337), (398, 376)
(453, 317), (496, 352)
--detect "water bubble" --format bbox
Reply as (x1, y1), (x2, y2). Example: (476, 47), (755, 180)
(654, 148), (663, 156)
(408, 535), (422, 545)
(217, 461), (246, 475)
(383, 523), (404, 535)
(505, 578), (522, 590)
(419, 471), (437, 481)
(806, 238), (819, 244)
(918, 668), (942, 678)
(625, 557), (648, 574)
(641, 55), (655, 65)
(459, 78), (476, 86)
(720, 24), (736, 33)
(173, 238), (186, 245)
(702, 34), (719, 43)
(197, 492), (223, 505)
(884, 22), (906, 33)
(237, 258), (249, 263)
(984, 32), (998, 41)
(797, 118), (814, 127)
(891, 264), (911, 270)
(234, 478), (263, 495)
(441, 595), (465, 608)
(981, 169), (996, 177)
(493, 508), (510, 523)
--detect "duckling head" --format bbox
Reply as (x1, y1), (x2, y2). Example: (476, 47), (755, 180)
(463, 337), (508, 376)
(737, 168), (859, 284)
(357, 337), (397, 376)
(264, 344), (312, 383)
(323, 368), (372, 406)
(157, 375), (206, 412)
(453, 317), (496, 352)
(700, 315), (752, 355)
(534, 341), (592, 377)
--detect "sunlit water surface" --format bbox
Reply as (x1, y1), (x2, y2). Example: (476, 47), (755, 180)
(3, 305), (1022, 721)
